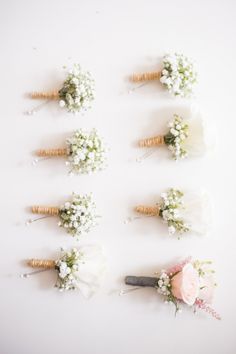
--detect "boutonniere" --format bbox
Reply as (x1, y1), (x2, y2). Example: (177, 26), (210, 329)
(21, 246), (106, 296)
(27, 193), (99, 239)
(27, 64), (95, 114)
(138, 113), (208, 161)
(130, 53), (197, 97)
(129, 188), (210, 237)
(122, 257), (220, 320)
(33, 129), (107, 175)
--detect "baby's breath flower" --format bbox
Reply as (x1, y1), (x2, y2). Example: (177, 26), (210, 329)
(58, 64), (95, 113)
(164, 114), (189, 160)
(193, 260), (215, 277)
(55, 248), (82, 291)
(58, 193), (98, 238)
(160, 53), (197, 97)
(157, 272), (171, 296)
(66, 129), (107, 174)
(159, 188), (190, 235)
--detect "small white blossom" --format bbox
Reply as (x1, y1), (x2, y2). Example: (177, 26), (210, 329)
(59, 100), (66, 107)
(164, 114), (189, 160)
(55, 248), (82, 291)
(58, 64), (95, 113)
(58, 192), (98, 238)
(160, 53), (197, 97)
(159, 189), (190, 235)
(157, 272), (171, 296)
(168, 226), (176, 235)
(66, 129), (107, 174)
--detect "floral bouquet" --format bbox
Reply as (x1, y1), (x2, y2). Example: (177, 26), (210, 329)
(22, 246), (106, 296)
(28, 192), (99, 238)
(130, 53), (197, 97)
(138, 113), (208, 161)
(134, 188), (211, 237)
(34, 129), (107, 174)
(28, 64), (95, 114)
(124, 257), (220, 319)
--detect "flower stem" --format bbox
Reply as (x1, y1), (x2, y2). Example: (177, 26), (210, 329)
(125, 276), (158, 287)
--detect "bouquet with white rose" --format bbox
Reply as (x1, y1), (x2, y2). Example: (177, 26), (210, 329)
(134, 188), (211, 237)
(138, 113), (208, 161)
(21, 246), (106, 296)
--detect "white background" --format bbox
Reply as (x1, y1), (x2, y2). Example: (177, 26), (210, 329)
(0, 0), (236, 353)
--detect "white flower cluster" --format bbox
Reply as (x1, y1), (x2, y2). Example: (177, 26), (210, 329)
(164, 114), (189, 160)
(55, 248), (82, 291)
(157, 272), (171, 296)
(58, 64), (95, 113)
(160, 53), (197, 97)
(159, 189), (190, 235)
(66, 129), (107, 175)
(58, 193), (98, 238)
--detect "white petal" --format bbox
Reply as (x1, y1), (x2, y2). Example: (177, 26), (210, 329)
(179, 191), (212, 236)
(182, 111), (215, 157)
(75, 245), (106, 298)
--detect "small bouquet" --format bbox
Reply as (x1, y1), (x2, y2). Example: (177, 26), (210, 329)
(28, 192), (99, 238)
(124, 257), (220, 319)
(130, 53), (197, 97)
(134, 188), (211, 237)
(34, 129), (107, 175)
(138, 113), (208, 161)
(21, 246), (106, 296)
(28, 64), (95, 114)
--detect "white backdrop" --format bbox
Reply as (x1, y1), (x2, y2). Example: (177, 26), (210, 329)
(0, 1), (236, 353)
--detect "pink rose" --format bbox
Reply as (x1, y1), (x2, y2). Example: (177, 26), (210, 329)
(171, 263), (200, 305)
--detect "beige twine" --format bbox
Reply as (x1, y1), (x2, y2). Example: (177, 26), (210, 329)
(27, 259), (56, 269)
(130, 71), (160, 82)
(31, 206), (59, 216)
(30, 91), (59, 99)
(135, 205), (160, 216)
(139, 135), (164, 147)
(36, 148), (67, 157)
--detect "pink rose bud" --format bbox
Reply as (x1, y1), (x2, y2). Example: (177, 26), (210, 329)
(171, 263), (200, 305)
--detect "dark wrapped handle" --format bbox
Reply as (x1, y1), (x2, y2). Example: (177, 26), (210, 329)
(125, 276), (158, 287)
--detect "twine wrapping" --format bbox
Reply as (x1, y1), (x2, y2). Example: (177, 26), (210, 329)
(30, 91), (59, 99)
(36, 148), (67, 157)
(27, 259), (55, 269)
(31, 206), (59, 216)
(135, 205), (160, 216)
(139, 135), (164, 147)
(130, 71), (160, 82)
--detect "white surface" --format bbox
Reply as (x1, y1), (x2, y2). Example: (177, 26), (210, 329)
(0, 1), (236, 353)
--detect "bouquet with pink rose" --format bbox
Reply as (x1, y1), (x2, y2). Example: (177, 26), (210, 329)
(124, 258), (220, 320)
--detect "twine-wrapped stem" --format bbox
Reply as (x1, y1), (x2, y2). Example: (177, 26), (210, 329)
(31, 206), (59, 216)
(125, 276), (158, 287)
(135, 205), (160, 216)
(30, 91), (59, 100)
(36, 148), (67, 157)
(130, 71), (160, 82)
(27, 259), (56, 269)
(139, 135), (164, 147)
